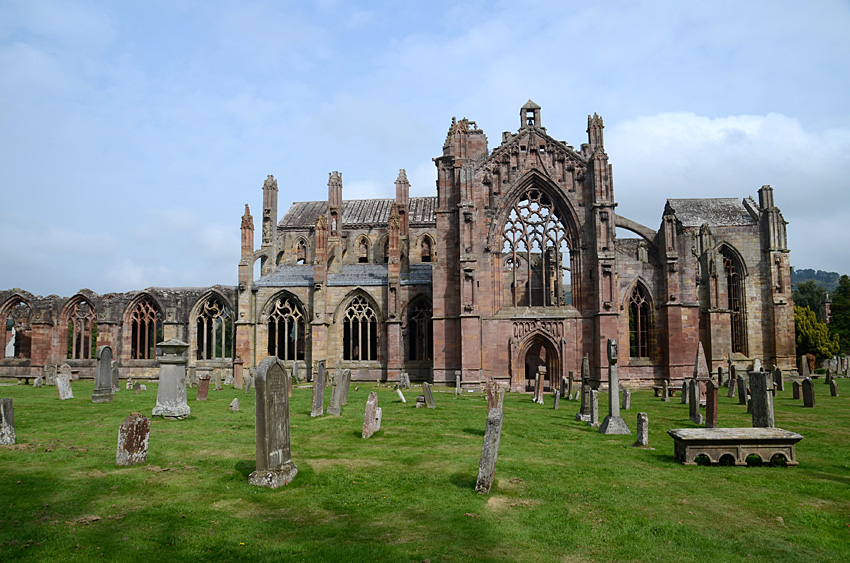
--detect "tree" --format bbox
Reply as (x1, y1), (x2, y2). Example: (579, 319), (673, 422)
(794, 306), (839, 359)
(829, 275), (850, 353)
(793, 280), (827, 321)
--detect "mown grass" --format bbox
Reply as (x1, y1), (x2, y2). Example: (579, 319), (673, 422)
(0, 377), (848, 562)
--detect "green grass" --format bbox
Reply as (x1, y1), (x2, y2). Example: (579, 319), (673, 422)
(1, 378), (849, 562)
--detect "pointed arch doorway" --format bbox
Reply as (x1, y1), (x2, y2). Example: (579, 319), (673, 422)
(515, 332), (562, 393)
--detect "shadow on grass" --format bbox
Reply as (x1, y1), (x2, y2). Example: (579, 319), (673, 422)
(234, 460), (255, 478)
(462, 427), (484, 436)
(449, 471), (477, 490)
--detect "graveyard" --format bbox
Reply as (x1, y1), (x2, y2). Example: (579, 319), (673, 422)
(1, 374), (849, 562)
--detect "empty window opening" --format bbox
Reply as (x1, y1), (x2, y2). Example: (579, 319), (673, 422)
(343, 296), (378, 361)
(408, 298), (432, 362)
(628, 285), (650, 358)
(130, 297), (162, 360)
(67, 299), (97, 360)
(267, 295), (305, 361)
(196, 296), (233, 360)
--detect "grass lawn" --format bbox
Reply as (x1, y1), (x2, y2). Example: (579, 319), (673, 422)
(0, 377), (848, 562)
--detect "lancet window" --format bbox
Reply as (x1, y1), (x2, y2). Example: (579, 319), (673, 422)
(196, 296), (233, 360)
(267, 295), (305, 361)
(67, 300), (97, 360)
(407, 298), (432, 362)
(628, 285), (651, 358)
(502, 188), (572, 307)
(4, 301), (32, 359)
(129, 297), (162, 360)
(343, 296), (378, 361)
(420, 236), (433, 263)
(296, 239), (307, 264)
(721, 248), (745, 354)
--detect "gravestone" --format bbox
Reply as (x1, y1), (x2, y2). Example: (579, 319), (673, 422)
(753, 358), (763, 373)
(622, 388), (631, 410)
(681, 380), (688, 404)
(327, 381), (345, 415)
(126, 378), (134, 390)
(0, 398), (14, 445)
(485, 380), (498, 410)
(773, 366), (784, 392)
(292, 362), (300, 383)
(399, 372), (411, 390)
(111, 361), (120, 392)
(829, 379), (838, 397)
(497, 386), (506, 408)
(792, 380), (802, 400)
(115, 413), (150, 466)
(455, 371), (462, 396)
(92, 345), (115, 404)
(749, 371), (775, 428)
(56, 368), (73, 400)
(475, 408), (504, 494)
(213, 369), (223, 391)
(362, 392), (382, 438)
(737, 376), (748, 405)
(134, 381), (142, 394)
(534, 367), (545, 405)
(799, 356), (810, 378)
(197, 375), (211, 400)
(588, 389), (600, 428)
(705, 380), (719, 429)
(553, 390), (560, 410)
(688, 378), (703, 424)
(230, 398), (240, 412)
(560, 375), (568, 399)
(423, 382), (436, 409)
(244, 373), (255, 393)
(632, 412), (652, 449)
(415, 395), (426, 408)
(727, 374), (737, 398)
(661, 380), (670, 402)
(802, 377), (815, 408)
(33, 376), (43, 387)
(44, 364), (57, 386)
(575, 354), (591, 421)
(718, 366), (726, 387)
(311, 362), (325, 417)
(567, 370), (574, 399)
(693, 342), (710, 405)
(249, 356), (298, 488)
(233, 357), (244, 390)
(339, 369), (352, 406)
(598, 339), (635, 433)
(224, 374), (234, 386)
(395, 386), (406, 404)
(187, 366), (197, 388)
(152, 339), (191, 420)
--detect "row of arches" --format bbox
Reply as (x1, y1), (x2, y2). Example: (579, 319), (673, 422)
(274, 234), (436, 267)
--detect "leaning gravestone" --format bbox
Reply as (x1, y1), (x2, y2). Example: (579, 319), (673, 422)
(600, 339), (630, 435)
(705, 380), (719, 429)
(33, 376), (43, 388)
(152, 339), (190, 420)
(681, 380), (689, 405)
(829, 379), (839, 397)
(56, 368), (73, 400)
(553, 390), (560, 410)
(575, 354), (591, 422)
(802, 377), (815, 408)
(727, 374), (737, 398)
(249, 356), (298, 488)
(423, 382), (436, 409)
(474, 407), (504, 494)
(230, 398), (240, 412)
(395, 387), (406, 405)
(44, 364), (57, 386)
(737, 376), (748, 405)
(92, 345), (115, 404)
(311, 362), (325, 417)
(792, 380), (802, 400)
(689, 378), (703, 424)
(116, 413), (150, 466)
(0, 398), (14, 445)
(327, 383), (344, 415)
(362, 392), (382, 438)
(773, 366), (784, 392)
(632, 412), (652, 449)
(749, 371), (775, 428)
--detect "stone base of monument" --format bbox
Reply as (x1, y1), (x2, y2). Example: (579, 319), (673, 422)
(575, 413), (590, 422)
(248, 463), (299, 488)
(599, 415), (631, 435)
(91, 389), (114, 404)
(152, 404), (190, 420)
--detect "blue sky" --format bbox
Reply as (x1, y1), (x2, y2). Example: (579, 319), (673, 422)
(1, 0), (849, 296)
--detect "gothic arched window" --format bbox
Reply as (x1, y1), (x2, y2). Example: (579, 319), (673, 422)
(407, 298), (432, 362)
(4, 300), (32, 359)
(420, 236), (433, 263)
(357, 236), (370, 264)
(129, 297), (162, 360)
(296, 239), (307, 265)
(196, 296), (233, 360)
(628, 285), (651, 358)
(502, 188), (572, 307)
(267, 295), (305, 361)
(721, 247), (745, 354)
(343, 296), (378, 361)
(67, 299), (96, 360)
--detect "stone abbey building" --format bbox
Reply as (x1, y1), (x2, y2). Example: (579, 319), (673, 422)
(1, 102), (796, 388)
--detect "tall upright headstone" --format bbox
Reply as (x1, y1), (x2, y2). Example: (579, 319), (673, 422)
(600, 339), (631, 435)
(799, 356), (810, 378)
(115, 413), (150, 466)
(197, 374), (211, 400)
(423, 382), (436, 409)
(575, 354), (591, 421)
(681, 380), (689, 404)
(44, 364), (57, 386)
(362, 392), (382, 438)
(830, 379), (839, 397)
(588, 389), (600, 428)
(737, 376), (748, 405)
(749, 371), (775, 428)
(553, 390), (560, 410)
(249, 356), (298, 488)
(233, 356), (244, 390)
(773, 366), (784, 392)
(705, 380), (719, 429)
(56, 365), (73, 400)
(792, 380), (802, 400)
(661, 380), (670, 402)
(92, 345), (115, 404)
(311, 361), (325, 417)
(339, 368), (352, 405)
(566, 370), (574, 399)
(718, 366), (726, 387)
(693, 341), (710, 405)
(327, 382), (343, 415)
(688, 378), (703, 424)
(455, 371), (462, 396)
(534, 367), (546, 404)
(152, 339), (191, 419)
(0, 398), (14, 445)
(631, 412), (652, 449)
(111, 361), (120, 392)
(727, 374), (737, 398)
(622, 388), (631, 410)
(475, 408), (504, 494)
(802, 377), (815, 408)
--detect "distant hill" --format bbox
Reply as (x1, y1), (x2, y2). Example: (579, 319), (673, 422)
(791, 268), (841, 292)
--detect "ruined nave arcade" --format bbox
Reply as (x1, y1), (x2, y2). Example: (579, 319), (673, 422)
(1, 102), (796, 388)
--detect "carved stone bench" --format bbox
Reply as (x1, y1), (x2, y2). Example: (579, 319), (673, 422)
(667, 428), (803, 467)
(652, 385), (677, 397)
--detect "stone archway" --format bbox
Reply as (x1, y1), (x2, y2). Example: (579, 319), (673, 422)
(514, 331), (561, 393)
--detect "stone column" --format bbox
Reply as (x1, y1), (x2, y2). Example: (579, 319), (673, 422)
(152, 339), (190, 420)
(475, 408), (504, 494)
(599, 339), (630, 435)
(249, 356), (298, 488)
(749, 371), (775, 428)
(92, 345), (115, 404)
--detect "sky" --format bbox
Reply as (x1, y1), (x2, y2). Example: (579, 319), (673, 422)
(1, 0), (849, 297)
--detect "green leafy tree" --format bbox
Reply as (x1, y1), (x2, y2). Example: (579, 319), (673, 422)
(794, 306), (839, 359)
(829, 275), (850, 353)
(793, 280), (827, 321)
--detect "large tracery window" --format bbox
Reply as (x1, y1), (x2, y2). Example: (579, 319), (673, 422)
(130, 297), (162, 360)
(67, 300), (97, 360)
(503, 188), (572, 307)
(196, 296), (233, 360)
(4, 301), (33, 359)
(628, 285), (651, 358)
(343, 296), (378, 361)
(267, 295), (305, 361)
(721, 247), (745, 354)
(407, 298), (432, 362)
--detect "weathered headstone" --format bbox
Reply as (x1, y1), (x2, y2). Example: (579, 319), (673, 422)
(693, 342), (710, 405)
(622, 388), (631, 410)
(197, 375), (211, 400)
(56, 368), (73, 400)
(705, 380), (719, 429)
(152, 339), (190, 420)
(749, 371), (775, 428)
(533, 367), (546, 405)
(829, 379), (838, 397)
(423, 382), (436, 409)
(802, 377), (815, 408)
(92, 345), (115, 404)
(773, 366), (784, 392)
(415, 395), (426, 408)
(243, 372), (254, 394)
(485, 380), (498, 410)
(560, 375), (568, 399)
(292, 362), (300, 383)
(44, 364), (57, 386)
(799, 356), (810, 378)
(224, 374), (234, 386)
(497, 386), (506, 408)
(339, 369), (352, 405)
(311, 361), (325, 417)
(249, 356), (297, 488)
(737, 376), (748, 405)
(631, 412), (652, 449)
(325, 381), (343, 414)
(575, 354), (591, 421)
(681, 380), (689, 404)
(792, 380), (802, 399)
(33, 376), (43, 388)
(661, 380), (670, 402)
(111, 361), (120, 392)
(688, 378), (703, 424)
(134, 381), (142, 394)
(753, 358), (763, 373)
(115, 413), (149, 466)
(474, 408), (504, 494)
(588, 389), (600, 428)
(395, 386), (406, 404)
(718, 366), (726, 387)
(553, 390), (560, 410)
(455, 371), (462, 396)
(727, 375), (737, 398)
(0, 398), (14, 445)
(399, 372), (411, 390)
(230, 398), (240, 412)
(233, 357), (244, 390)
(362, 392), (382, 438)
(213, 369), (223, 391)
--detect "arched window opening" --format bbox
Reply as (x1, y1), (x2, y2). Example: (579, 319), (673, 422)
(407, 298), (432, 362)
(130, 297), (162, 360)
(502, 188), (572, 307)
(267, 295), (305, 361)
(628, 285), (651, 358)
(4, 301), (33, 359)
(296, 239), (307, 265)
(343, 296), (378, 361)
(196, 296), (233, 360)
(420, 237), (433, 263)
(721, 248), (745, 354)
(383, 239), (389, 263)
(67, 300), (97, 360)
(357, 237), (370, 264)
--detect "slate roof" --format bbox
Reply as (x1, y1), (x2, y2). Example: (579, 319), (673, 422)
(665, 198), (757, 228)
(255, 265), (315, 288)
(254, 264), (432, 288)
(279, 197), (437, 229)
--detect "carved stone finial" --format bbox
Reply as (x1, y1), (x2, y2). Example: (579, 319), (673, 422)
(263, 175), (278, 191)
(607, 338), (618, 364)
(241, 204), (253, 230)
